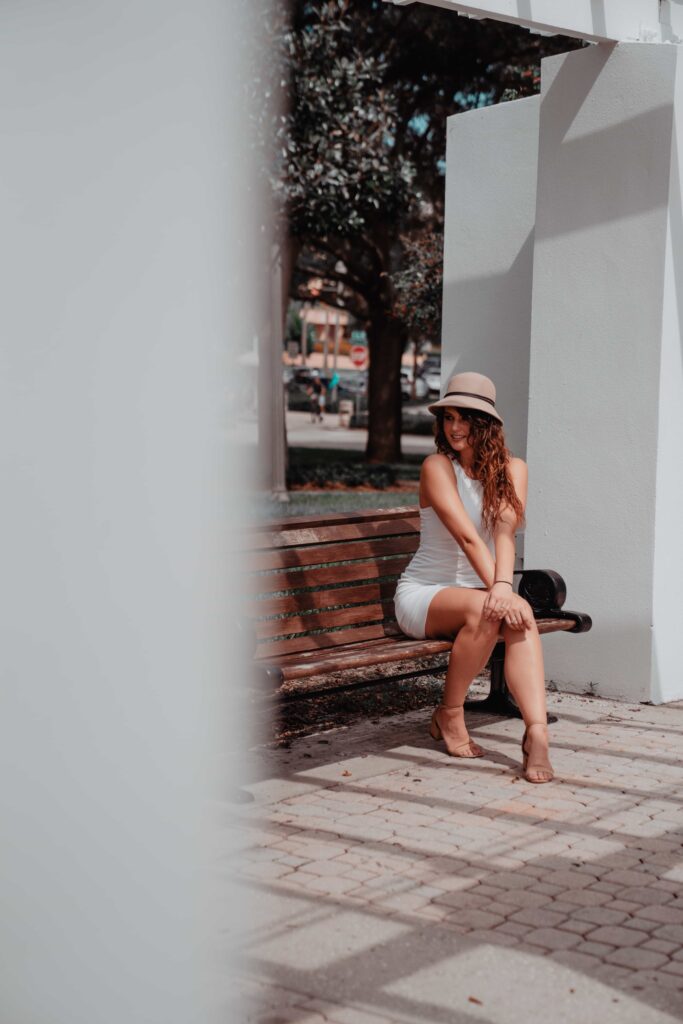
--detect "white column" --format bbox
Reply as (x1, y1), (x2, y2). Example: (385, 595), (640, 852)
(526, 42), (683, 703)
(441, 96), (540, 461)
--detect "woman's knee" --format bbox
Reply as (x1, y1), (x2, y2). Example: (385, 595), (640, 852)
(462, 611), (500, 643)
(501, 619), (539, 643)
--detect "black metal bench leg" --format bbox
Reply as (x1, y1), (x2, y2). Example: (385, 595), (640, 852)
(463, 642), (557, 723)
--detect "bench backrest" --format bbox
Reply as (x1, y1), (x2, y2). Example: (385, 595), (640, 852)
(248, 506), (420, 661)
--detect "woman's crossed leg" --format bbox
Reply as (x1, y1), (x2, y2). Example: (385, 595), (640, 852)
(425, 587), (553, 777)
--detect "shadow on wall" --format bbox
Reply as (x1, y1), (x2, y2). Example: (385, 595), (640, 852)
(441, 229), (534, 460)
(537, 45), (675, 241)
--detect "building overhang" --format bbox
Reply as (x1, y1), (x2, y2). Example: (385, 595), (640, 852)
(383, 1), (683, 45)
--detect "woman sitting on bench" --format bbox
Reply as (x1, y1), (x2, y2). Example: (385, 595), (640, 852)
(394, 371), (554, 783)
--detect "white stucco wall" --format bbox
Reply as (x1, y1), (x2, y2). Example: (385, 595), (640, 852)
(526, 42), (680, 703)
(651, 51), (683, 703)
(0, 2), (250, 1021)
(441, 96), (540, 462)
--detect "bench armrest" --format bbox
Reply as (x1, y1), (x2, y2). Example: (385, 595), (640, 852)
(516, 569), (566, 611)
(516, 569), (592, 634)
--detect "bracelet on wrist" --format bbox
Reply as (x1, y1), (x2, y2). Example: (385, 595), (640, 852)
(493, 580), (513, 586)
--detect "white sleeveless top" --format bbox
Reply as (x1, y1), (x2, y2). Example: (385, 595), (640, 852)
(401, 459), (494, 588)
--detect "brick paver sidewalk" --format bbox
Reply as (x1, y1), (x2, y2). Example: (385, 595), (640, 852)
(230, 689), (683, 1023)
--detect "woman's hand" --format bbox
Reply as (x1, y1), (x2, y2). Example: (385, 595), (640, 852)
(482, 582), (515, 621)
(503, 594), (535, 631)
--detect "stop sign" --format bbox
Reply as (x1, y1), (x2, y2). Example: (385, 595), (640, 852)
(350, 344), (367, 369)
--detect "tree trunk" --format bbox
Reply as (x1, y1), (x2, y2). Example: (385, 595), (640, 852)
(365, 310), (404, 463)
(281, 233), (301, 333)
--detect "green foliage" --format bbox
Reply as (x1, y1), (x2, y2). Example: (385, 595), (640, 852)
(274, 3), (415, 238)
(391, 232), (444, 338)
(287, 460), (397, 489)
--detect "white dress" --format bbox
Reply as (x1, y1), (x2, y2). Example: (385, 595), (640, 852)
(394, 459), (495, 639)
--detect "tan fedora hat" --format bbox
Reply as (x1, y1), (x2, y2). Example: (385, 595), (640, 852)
(427, 371), (503, 424)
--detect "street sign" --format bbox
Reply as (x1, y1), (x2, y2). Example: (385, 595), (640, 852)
(350, 344), (367, 369)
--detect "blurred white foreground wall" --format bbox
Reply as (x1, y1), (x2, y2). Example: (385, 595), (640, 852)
(0, 2), (256, 1020)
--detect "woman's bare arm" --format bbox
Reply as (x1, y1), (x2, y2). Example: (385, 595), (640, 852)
(493, 457), (527, 584)
(482, 458), (534, 628)
(420, 454), (496, 587)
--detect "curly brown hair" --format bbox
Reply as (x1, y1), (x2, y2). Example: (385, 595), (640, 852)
(433, 407), (525, 535)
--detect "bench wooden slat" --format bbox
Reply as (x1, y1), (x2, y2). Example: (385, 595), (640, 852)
(251, 555), (412, 597)
(248, 516), (420, 552)
(252, 579), (398, 619)
(268, 637), (454, 680)
(254, 598), (396, 641)
(257, 621), (403, 658)
(257, 615), (578, 680)
(249, 506), (418, 534)
(250, 533), (419, 573)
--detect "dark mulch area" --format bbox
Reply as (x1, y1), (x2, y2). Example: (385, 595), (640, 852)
(253, 657), (492, 747)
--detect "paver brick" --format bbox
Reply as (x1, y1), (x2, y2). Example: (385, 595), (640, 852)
(577, 941), (618, 957)
(616, 886), (671, 906)
(588, 881), (624, 894)
(653, 924), (683, 944)
(495, 921), (532, 937)
(342, 868), (380, 882)
(571, 906), (629, 927)
(299, 874), (360, 895)
(642, 938), (680, 954)
(305, 859), (352, 877)
(545, 901), (578, 915)
(276, 855), (312, 867)
(654, 972), (683, 993)
(508, 907), (567, 929)
(444, 907), (506, 930)
(609, 899), (644, 913)
(495, 889), (549, 909)
(557, 888), (611, 907)
(530, 881), (564, 896)
(602, 868), (651, 886)
(632, 900), (683, 926)
(524, 927), (581, 951)
(591, 963), (632, 986)
(433, 889), (493, 910)
(548, 949), (604, 971)
(606, 947), (669, 970)
(558, 919), (595, 936)
(586, 925), (650, 947)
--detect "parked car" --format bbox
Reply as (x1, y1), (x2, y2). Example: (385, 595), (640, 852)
(400, 368), (428, 402)
(418, 358), (441, 396)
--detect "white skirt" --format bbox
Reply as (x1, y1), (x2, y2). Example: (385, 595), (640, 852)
(394, 577), (486, 639)
(394, 578), (449, 640)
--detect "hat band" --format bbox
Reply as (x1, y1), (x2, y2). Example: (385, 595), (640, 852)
(444, 390), (495, 407)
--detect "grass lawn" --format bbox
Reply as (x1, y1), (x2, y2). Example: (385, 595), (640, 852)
(254, 446), (424, 521)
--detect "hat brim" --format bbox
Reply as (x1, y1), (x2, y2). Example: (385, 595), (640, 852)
(427, 395), (503, 424)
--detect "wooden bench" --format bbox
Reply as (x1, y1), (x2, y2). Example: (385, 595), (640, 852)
(248, 507), (592, 718)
